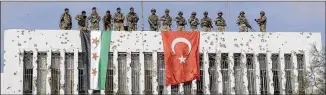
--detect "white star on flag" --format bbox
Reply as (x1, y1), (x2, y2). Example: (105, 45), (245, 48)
(178, 55), (186, 63)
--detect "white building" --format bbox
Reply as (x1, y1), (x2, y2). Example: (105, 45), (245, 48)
(1, 29), (323, 94)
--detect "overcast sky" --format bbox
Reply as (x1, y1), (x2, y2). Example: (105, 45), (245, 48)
(1, 2), (325, 72)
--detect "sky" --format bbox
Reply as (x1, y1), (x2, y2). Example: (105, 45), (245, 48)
(1, 2), (325, 72)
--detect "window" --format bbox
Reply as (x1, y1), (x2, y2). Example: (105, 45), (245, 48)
(284, 54), (293, 94)
(78, 53), (88, 94)
(105, 53), (114, 95)
(234, 53), (243, 94)
(37, 52), (47, 94)
(297, 54), (305, 94)
(209, 53), (217, 94)
(65, 53), (74, 94)
(258, 54), (268, 94)
(271, 54), (280, 94)
(221, 53), (230, 94)
(51, 52), (61, 94)
(23, 51), (33, 95)
(196, 53), (204, 94)
(118, 52), (127, 94)
(131, 53), (140, 94)
(144, 52), (153, 94)
(157, 52), (165, 95)
(246, 54), (256, 94)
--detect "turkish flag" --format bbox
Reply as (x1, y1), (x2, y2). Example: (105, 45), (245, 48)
(162, 31), (200, 86)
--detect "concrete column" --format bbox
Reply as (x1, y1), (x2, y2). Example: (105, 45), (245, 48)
(267, 52), (274, 94)
(191, 79), (197, 94)
(254, 53), (261, 94)
(291, 51), (298, 94)
(126, 51), (132, 94)
(216, 51), (223, 94)
(279, 51), (286, 94)
(241, 52), (248, 94)
(152, 50), (158, 94)
(73, 49), (79, 94)
(32, 49), (38, 94)
(46, 49), (52, 95)
(203, 50), (210, 94)
(179, 83), (184, 94)
(139, 51), (145, 94)
(113, 50), (119, 94)
(228, 52), (235, 94)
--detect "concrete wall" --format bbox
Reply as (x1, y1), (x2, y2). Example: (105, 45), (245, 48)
(1, 29), (323, 94)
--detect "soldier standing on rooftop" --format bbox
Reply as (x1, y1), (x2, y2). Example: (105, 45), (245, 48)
(113, 7), (125, 31)
(88, 7), (101, 30)
(201, 11), (213, 32)
(236, 11), (252, 32)
(59, 8), (72, 30)
(126, 7), (139, 31)
(175, 11), (187, 31)
(75, 11), (88, 31)
(103, 10), (113, 30)
(255, 11), (267, 32)
(214, 11), (227, 32)
(148, 8), (160, 31)
(188, 11), (199, 31)
(160, 9), (172, 31)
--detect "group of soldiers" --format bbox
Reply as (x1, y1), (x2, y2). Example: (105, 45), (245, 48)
(60, 7), (267, 32)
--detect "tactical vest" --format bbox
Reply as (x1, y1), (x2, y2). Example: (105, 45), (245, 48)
(162, 15), (172, 26)
(202, 17), (211, 26)
(215, 17), (225, 26)
(78, 16), (87, 27)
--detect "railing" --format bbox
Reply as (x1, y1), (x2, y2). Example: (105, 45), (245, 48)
(2, 29), (323, 94)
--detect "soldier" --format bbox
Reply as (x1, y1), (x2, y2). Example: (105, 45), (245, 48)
(160, 9), (172, 31)
(103, 10), (113, 30)
(148, 8), (160, 31)
(236, 11), (252, 32)
(126, 7), (139, 31)
(255, 11), (267, 32)
(75, 11), (88, 31)
(88, 7), (101, 30)
(59, 8), (72, 30)
(214, 11), (227, 32)
(175, 11), (187, 31)
(188, 11), (199, 31)
(113, 7), (125, 31)
(201, 11), (213, 32)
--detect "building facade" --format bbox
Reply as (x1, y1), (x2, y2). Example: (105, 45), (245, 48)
(1, 29), (323, 94)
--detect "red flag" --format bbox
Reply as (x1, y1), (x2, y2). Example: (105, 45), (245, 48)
(162, 31), (200, 86)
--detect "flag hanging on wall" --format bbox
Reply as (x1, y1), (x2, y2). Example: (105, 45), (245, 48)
(161, 31), (200, 86)
(90, 30), (112, 90)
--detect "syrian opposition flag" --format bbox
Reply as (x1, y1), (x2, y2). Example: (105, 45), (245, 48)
(162, 31), (200, 86)
(90, 30), (112, 90)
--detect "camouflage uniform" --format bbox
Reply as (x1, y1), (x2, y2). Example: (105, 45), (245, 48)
(126, 7), (139, 31)
(160, 9), (172, 31)
(103, 10), (113, 30)
(188, 11), (199, 31)
(113, 7), (125, 31)
(148, 8), (160, 31)
(75, 11), (88, 31)
(201, 11), (213, 32)
(59, 8), (72, 30)
(236, 11), (251, 32)
(255, 11), (267, 32)
(215, 11), (227, 32)
(88, 7), (101, 30)
(175, 11), (187, 31)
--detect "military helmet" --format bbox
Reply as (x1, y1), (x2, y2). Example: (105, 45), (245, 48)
(106, 10), (110, 13)
(191, 11), (196, 15)
(130, 7), (134, 10)
(82, 11), (86, 14)
(260, 11), (265, 14)
(117, 7), (121, 10)
(64, 8), (69, 11)
(151, 8), (156, 12)
(240, 11), (245, 14)
(165, 9), (170, 13)
(92, 7), (96, 10)
(218, 11), (223, 15)
(204, 11), (208, 15)
(178, 11), (183, 15)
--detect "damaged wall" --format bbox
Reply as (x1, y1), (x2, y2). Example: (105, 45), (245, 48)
(1, 29), (323, 94)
